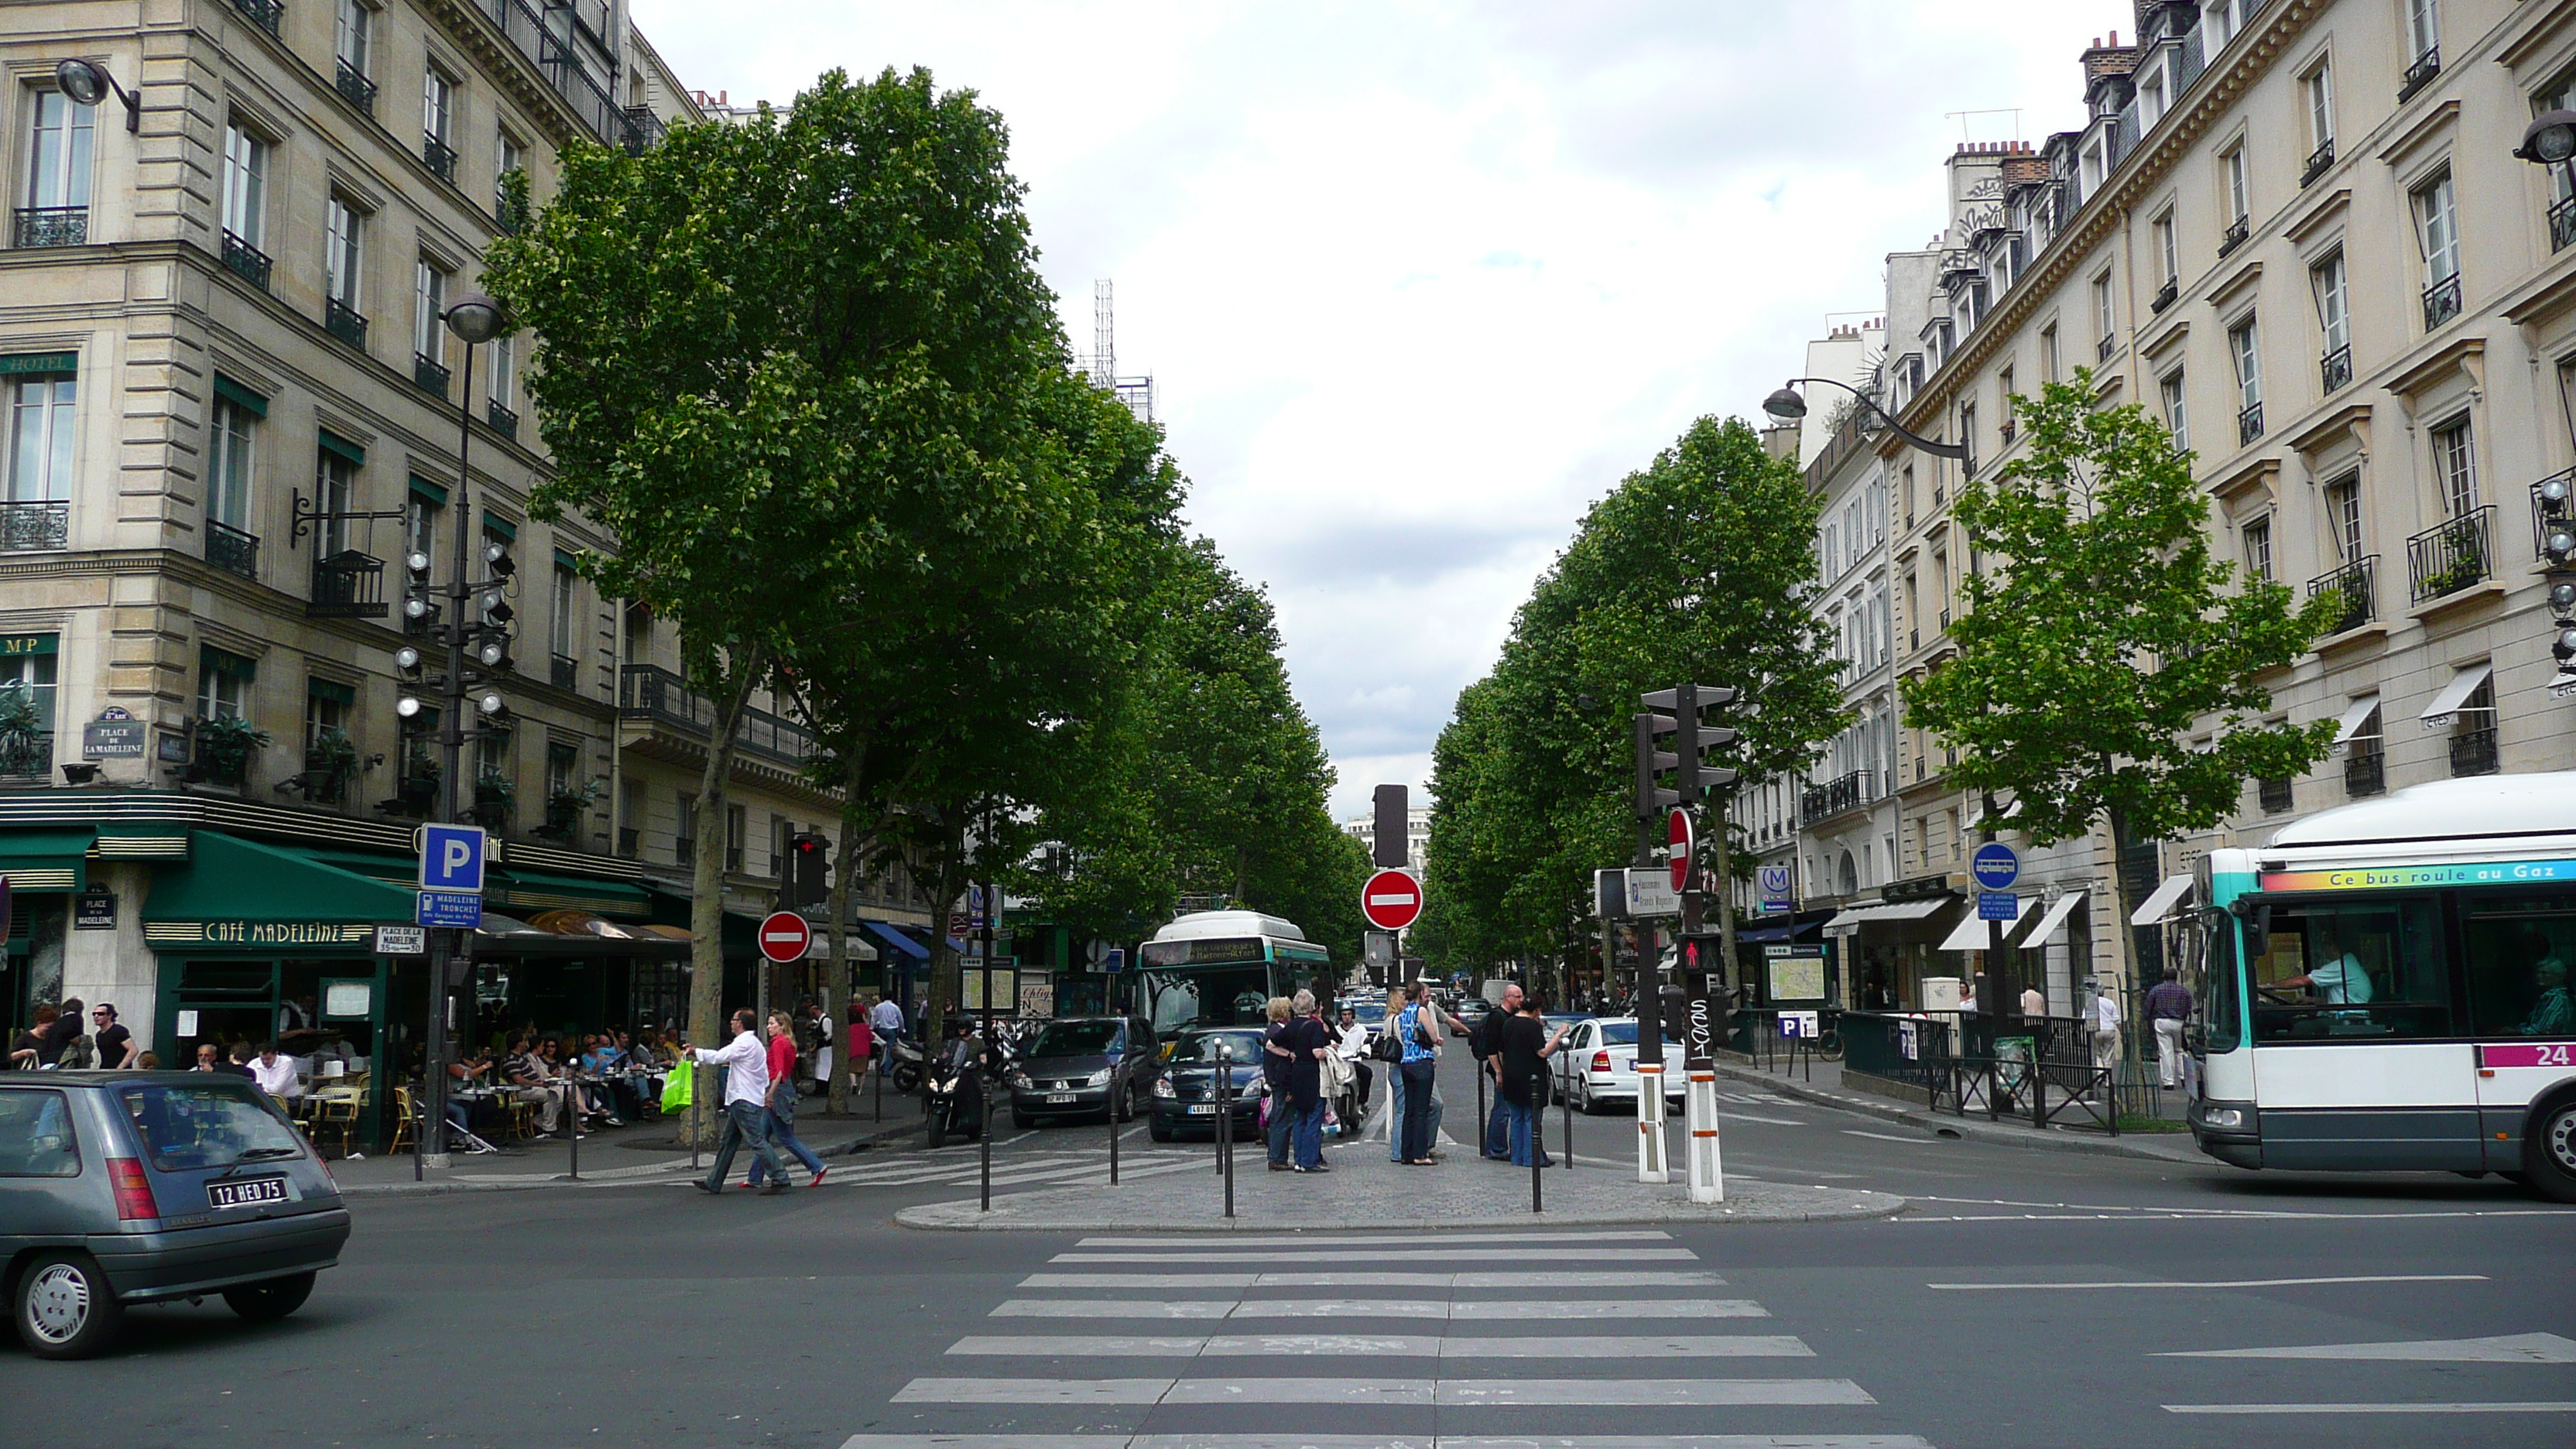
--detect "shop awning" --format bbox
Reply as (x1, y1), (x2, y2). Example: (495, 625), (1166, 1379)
(1822, 899), (1948, 934)
(2419, 663), (2492, 728)
(866, 921), (928, 959)
(0, 828), (94, 892)
(91, 821), (190, 860)
(142, 831), (413, 947)
(1937, 895), (2032, 952)
(2328, 694), (2380, 755)
(488, 868), (651, 918)
(2129, 874), (2195, 927)
(2019, 889), (2088, 944)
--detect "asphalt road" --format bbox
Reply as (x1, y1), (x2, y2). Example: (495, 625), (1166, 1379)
(23, 1050), (2575, 1449)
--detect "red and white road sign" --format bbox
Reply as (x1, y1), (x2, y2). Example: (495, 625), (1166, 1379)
(1360, 868), (1423, 932)
(757, 909), (814, 964)
(1668, 807), (1695, 892)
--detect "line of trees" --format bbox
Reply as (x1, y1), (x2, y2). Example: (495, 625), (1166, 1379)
(484, 68), (1358, 1117)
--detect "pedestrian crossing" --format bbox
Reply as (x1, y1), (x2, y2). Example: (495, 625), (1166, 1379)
(837, 1228), (1936, 1449)
(820, 1142), (1210, 1194)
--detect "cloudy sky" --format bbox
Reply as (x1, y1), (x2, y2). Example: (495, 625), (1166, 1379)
(632, 0), (2129, 820)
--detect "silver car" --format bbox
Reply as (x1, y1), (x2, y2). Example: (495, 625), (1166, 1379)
(1550, 1017), (1689, 1114)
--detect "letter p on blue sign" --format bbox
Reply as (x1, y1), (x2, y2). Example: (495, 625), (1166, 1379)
(419, 823), (488, 892)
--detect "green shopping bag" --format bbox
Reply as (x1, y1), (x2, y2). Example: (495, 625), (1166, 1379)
(660, 1063), (693, 1114)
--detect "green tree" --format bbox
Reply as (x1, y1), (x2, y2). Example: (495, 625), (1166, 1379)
(1899, 370), (2341, 973)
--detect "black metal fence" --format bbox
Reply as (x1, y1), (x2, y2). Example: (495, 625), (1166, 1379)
(1838, 1011), (2158, 1136)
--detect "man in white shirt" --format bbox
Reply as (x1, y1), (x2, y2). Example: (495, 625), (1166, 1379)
(2019, 985), (2046, 1019)
(686, 1009), (794, 1196)
(248, 1042), (300, 1103)
(868, 995), (906, 1075)
(2091, 986), (2123, 1072)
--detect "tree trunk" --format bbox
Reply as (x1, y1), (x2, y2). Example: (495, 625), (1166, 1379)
(2104, 799), (2142, 1015)
(683, 652), (763, 1146)
(823, 745), (865, 1116)
(921, 813), (969, 1047)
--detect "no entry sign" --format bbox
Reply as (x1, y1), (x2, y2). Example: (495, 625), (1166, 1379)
(1360, 868), (1423, 932)
(757, 909), (814, 964)
(1668, 807), (1695, 892)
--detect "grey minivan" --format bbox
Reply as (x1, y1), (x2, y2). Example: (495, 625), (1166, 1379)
(2, 1071), (352, 1358)
(1005, 1016), (1157, 1127)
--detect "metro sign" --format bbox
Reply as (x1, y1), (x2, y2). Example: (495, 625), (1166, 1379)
(1360, 868), (1423, 932)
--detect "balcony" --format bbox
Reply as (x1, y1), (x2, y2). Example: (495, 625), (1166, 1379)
(1999, 417), (2016, 445)
(331, 60), (376, 115)
(205, 519), (259, 580)
(220, 230), (272, 291)
(2406, 505), (2495, 604)
(2422, 272), (2461, 331)
(324, 296), (368, 351)
(0, 501), (68, 551)
(2399, 47), (2441, 104)
(310, 550), (389, 618)
(0, 731), (53, 780)
(414, 352), (452, 397)
(2345, 748), (2385, 798)
(12, 206), (86, 248)
(2237, 401), (2264, 445)
(550, 653), (578, 690)
(422, 132), (457, 184)
(230, 0), (283, 36)
(2218, 215), (2249, 258)
(1799, 770), (1877, 822)
(2258, 776), (2293, 813)
(2307, 555), (2376, 636)
(2449, 725), (2499, 778)
(619, 663), (820, 768)
(617, 827), (639, 858)
(2096, 331), (2116, 363)
(2553, 197), (2576, 254)
(487, 398), (519, 439)
(2300, 139), (2334, 189)
(2320, 345), (2352, 394)
(1938, 606), (1951, 629)
(467, 0), (628, 146)
(620, 106), (665, 156)
(2151, 277), (2177, 314)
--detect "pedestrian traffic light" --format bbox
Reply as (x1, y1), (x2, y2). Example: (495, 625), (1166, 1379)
(1642, 683), (1742, 805)
(785, 832), (830, 909)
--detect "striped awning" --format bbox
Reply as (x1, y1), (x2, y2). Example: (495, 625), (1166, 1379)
(0, 829), (94, 892)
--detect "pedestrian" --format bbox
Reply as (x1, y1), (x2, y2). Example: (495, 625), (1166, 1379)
(1333, 1006), (1372, 1111)
(90, 1003), (137, 1070)
(1498, 994), (1568, 1167)
(869, 993), (905, 1074)
(1477, 983), (1524, 1160)
(2144, 968), (2192, 1089)
(218, 1042), (255, 1078)
(844, 1000), (874, 1099)
(1262, 997), (1296, 1170)
(1278, 991), (1332, 1171)
(683, 1009), (796, 1196)
(39, 997), (86, 1067)
(2019, 983), (2046, 1019)
(748, 1012), (828, 1190)
(2091, 982), (2123, 1075)
(1395, 981), (1442, 1166)
(1382, 985), (1411, 1163)
(806, 1001), (834, 1094)
(190, 1042), (221, 1072)
(8, 1005), (53, 1069)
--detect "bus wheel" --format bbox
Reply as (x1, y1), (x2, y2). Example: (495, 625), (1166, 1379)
(2524, 1094), (2576, 1204)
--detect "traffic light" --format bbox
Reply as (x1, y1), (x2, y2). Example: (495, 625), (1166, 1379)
(785, 832), (830, 909)
(1634, 711), (1679, 822)
(1642, 683), (1742, 806)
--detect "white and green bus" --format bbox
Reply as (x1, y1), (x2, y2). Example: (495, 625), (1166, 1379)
(1136, 909), (1335, 1036)
(2189, 774), (2576, 1201)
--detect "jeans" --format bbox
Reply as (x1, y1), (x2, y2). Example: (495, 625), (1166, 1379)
(1505, 1096), (1540, 1166)
(1290, 1097), (1324, 1169)
(1266, 1089), (1293, 1166)
(1386, 1065), (1444, 1160)
(703, 1098), (792, 1192)
(1350, 1058), (1372, 1108)
(1399, 1060), (1436, 1162)
(1484, 1072), (1511, 1159)
(749, 1088), (826, 1184)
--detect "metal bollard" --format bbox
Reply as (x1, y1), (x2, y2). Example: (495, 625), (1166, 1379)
(565, 1075), (580, 1180)
(1475, 1064), (1488, 1161)
(690, 1082), (701, 1173)
(1634, 1063), (1669, 1183)
(979, 1074), (993, 1214)
(1110, 1071), (1122, 1186)
(1563, 1074), (1574, 1170)
(1217, 1050), (1235, 1218)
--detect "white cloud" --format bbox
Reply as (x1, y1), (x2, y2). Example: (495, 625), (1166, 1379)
(632, 0), (2126, 819)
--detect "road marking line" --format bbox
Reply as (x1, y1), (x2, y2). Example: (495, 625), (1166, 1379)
(1049, 1248), (1700, 1265)
(1074, 1229), (1673, 1248)
(944, 1334), (1813, 1358)
(1019, 1270), (1726, 1290)
(1717, 1113), (1807, 1126)
(892, 1378), (1875, 1406)
(989, 1297), (1767, 1321)
(2163, 1402), (2576, 1416)
(1843, 1130), (1937, 1144)
(2156, 1333), (2576, 1364)
(1928, 1274), (2491, 1290)
(835, 1437), (1937, 1449)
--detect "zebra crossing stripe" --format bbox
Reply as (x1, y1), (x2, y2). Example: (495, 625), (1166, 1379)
(1017, 1270), (1725, 1289)
(1049, 1248), (1700, 1265)
(990, 1297), (1769, 1321)
(945, 1333), (1813, 1358)
(889, 1377), (1875, 1406)
(836, 1437), (1935, 1448)
(1073, 1229), (1673, 1248)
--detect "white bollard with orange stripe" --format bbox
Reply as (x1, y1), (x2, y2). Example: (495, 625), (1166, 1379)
(1634, 1062), (1669, 1183)
(1684, 1064), (1723, 1203)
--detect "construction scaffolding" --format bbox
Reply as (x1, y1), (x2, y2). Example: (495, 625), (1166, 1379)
(1079, 279), (1156, 424)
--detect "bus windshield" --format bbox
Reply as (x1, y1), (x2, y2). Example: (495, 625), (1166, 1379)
(1142, 964), (1273, 1036)
(1168, 1029), (1267, 1064)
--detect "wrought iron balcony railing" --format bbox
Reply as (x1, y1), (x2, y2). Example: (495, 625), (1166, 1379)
(2344, 748), (2384, 797)
(1799, 770), (1877, 822)
(2097, 331), (2116, 363)
(422, 133), (457, 184)
(230, 0), (283, 36)
(2400, 47), (2441, 104)
(0, 731), (53, 779)
(487, 398), (519, 438)
(205, 519), (259, 580)
(2258, 776), (2293, 813)
(2219, 215), (2249, 257)
(324, 296), (368, 350)
(310, 550), (389, 618)
(334, 60), (376, 115)
(2320, 345), (2352, 394)
(2449, 725), (2498, 778)
(2423, 272), (2461, 331)
(466, 0), (626, 146)
(2300, 139), (2335, 188)
(550, 653), (578, 690)
(414, 351), (452, 396)
(2238, 401), (2264, 445)
(12, 206), (86, 248)
(2406, 505), (2494, 603)
(619, 663), (819, 766)
(2151, 277), (2177, 313)
(2307, 554), (2376, 635)
(2554, 197), (2576, 254)
(0, 501), (69, 551)
(221, 229), (272, 291)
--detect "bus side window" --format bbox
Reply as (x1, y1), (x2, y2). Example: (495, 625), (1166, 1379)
(2461, 901), (2576, 1038)
(2252, 900), (2451, 1041)
(2193, 909), (2241, 1053)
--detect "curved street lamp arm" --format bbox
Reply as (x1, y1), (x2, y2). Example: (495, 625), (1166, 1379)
(1776, 376), (1971, 461)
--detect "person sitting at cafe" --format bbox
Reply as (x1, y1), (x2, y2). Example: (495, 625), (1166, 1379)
(248, 1042), (300, 1104)
(447, 1049), (494, 1136)
(505, 1036), (568, 1136)
(190, 1042), (221, 1073)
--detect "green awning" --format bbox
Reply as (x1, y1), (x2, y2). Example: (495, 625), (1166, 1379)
(202, 646), (257, 680)
(307, 678), (357, 707)
(483, 513), (517, 541)
(488, 868), (650, 918)
(317, 429), (366, 467)
(298, 848), (414, 886)
(213, 374), (269, 417)
(409, 475), (448, 506)
(0, 828), (95, 892)
(142, 832), (414, 949)
(91, 822), (190, 861)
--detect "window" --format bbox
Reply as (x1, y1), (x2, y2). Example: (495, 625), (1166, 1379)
(2325, 473), (2363, 561)
(0, 641), (59, 766)
(2405, 0), (2438, 63)
(325, 197), (363, 304)
(2313, 251), (2350, 359)
(618, 776), (645, 858)
(25, 88), (94, 221)
(2223, 146), (2249, 224)
(404, 490), (437, 565)
(550, 560), (577, 659)
(197, 647), (252, 721)
(2229, 317), (2262, 441)
(208, 395), (253, 533)
(546, 738), (577, 800)
(2140, 72), (2167, 129)
(2451, 675), (2498, 777)
(334, 0), (372, 77)
(2304, 63), (2334, 152)
(2242, 515), (2273, 581)
(313, 441), (356, 557)
(5, 368), (77, 504)
(221, 122), (266, 250)
(2431, 416), (2477, 516)
(2246, 897), (2452, 1040)
(2204, 0), (2241, 48)
(423, 67), (454, 146)
(304, 680), (351, 793)
(414, 259), (449, 364)
(675, 791), (697, 866)
(1959, 403), (1977, 469)
(2040, 324), (2059, 382)
(726, 801), (747, 872)
(0, 1089), (80, 1177)
(2160, 370), (2190, 454)
(2461, 892), (2576, 1038)
(2413, 171), (2459, 327)
(2082, 139), (2105, 196)
(487, 331), (515, 411)
(2154, 211), (2179, 286)
(2093, 272), (2115, 350)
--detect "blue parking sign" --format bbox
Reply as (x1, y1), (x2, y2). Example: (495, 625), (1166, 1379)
(419, 823), (488, 892)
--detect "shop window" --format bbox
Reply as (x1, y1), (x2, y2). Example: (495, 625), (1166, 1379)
(2462, 896), (2576, 1037)
(2245, 898), (2452, 1040)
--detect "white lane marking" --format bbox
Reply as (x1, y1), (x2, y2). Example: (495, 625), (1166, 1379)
(1019, 1270), (1725, 1290)
(2156, 1333), (2576, 1364)
(1843, 1130), (1938, 1144)
(893, 1378), (1875, 1406)
(944, 1334), (1812, 1358)
(1929, 1274), (2491, 1291)
(1433, 1379), (1872, 1406)
(990, 1298), (1769, 1321)
(836, 1437), (1937, 1449)
(1049, 1248), (1699, 1265)
(1908, 1194), (2576, 1222)
(1074, 1229), (1673, 1249)
(2163, 1403), (2576, 1416)
(1717, 1113), (1807, 1126)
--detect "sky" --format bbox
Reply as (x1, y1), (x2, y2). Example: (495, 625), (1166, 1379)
(632, 0), (2132, 821)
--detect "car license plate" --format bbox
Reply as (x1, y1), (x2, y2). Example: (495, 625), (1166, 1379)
(1046, 1093), (1076, 1104)
(1187, 1104), (1215, 1115)
(207, 1176), (289, 1210)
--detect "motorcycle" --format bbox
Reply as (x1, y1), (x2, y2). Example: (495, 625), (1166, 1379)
(882, 1033), (927, 1094)
(923, 1042), (985, 1149)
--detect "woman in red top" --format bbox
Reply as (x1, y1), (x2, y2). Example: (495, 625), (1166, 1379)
(747, 1011), (829, 1188)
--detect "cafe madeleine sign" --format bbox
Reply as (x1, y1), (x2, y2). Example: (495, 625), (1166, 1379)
(143, 920), (378, 946)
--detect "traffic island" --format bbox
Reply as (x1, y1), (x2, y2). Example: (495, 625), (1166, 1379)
(895, 1148), (1904, 1231)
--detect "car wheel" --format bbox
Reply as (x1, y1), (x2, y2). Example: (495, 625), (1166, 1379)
(222, 1272), (316, 1322)
(2523, 1093), (2576, 1204)
(1012, 1110), (1036, 1130)
(1149, 1118), (1173, 1143)
(14, 1252), (121, 1360)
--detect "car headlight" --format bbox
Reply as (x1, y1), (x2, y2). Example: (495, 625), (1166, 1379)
(1254, 1076), (1271, 1095)
(2199, 1106), (2245, 1129)
(1008, 1071), (1030, 1089)
(1084, 1067), (1112, 1088)
(1152, 1077), (1176, 1098)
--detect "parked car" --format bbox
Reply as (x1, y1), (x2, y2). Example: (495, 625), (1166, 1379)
(1550, 1017), (1689, 1114)
(1453, 997), (1494, 1034)
(1146, 1026), (1269, 1142)
(2, 1072), (351, 1359)
(1005, 1016), (1158, 1128)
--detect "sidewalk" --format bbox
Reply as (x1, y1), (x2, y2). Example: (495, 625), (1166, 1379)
(327, 1107), (923, 1197)
(1709, 1050), (2208, 1166)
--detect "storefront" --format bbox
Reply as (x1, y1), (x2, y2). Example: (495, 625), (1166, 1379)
(1821, 888), (1962, 1010)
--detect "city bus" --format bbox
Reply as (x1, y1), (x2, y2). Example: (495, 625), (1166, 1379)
(1136, 909), (1334, 1036)
(2189, 774), (2576, 1202)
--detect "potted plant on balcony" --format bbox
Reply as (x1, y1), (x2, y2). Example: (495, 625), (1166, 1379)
(2426, 515), (2489, 598)
(471, 766), (516, 828)
(302, 725), (360, 805)
(0, 682), (44, 779)
(188, 714), (270, 789)
(536, 776), (603, 841)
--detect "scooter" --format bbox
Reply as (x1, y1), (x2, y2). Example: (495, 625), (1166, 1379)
(923, 1045), (984, 1149)
(882, 1033), (927, 1094)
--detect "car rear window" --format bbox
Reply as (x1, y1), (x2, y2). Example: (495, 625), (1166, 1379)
(1032, 1020), (1122, 1056)
(0, 1089), (80, 1177)
(118, 1082), (303, 1172)
(1596, 1022), (1684, 1046)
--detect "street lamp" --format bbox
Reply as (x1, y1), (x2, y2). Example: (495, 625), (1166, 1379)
(53, 58), (140, 132)
(1762, 377), (1971, 461)
(2515, 109), (2576, 166)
